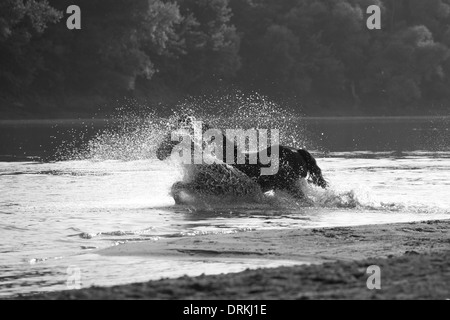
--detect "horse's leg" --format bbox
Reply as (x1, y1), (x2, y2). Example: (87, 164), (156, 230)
(286, 182), (305, 199)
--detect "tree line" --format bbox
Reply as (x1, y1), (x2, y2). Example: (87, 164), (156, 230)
(1, 0), (450, 117)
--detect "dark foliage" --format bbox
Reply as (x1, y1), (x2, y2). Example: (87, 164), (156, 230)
(1, 0), (450, 116)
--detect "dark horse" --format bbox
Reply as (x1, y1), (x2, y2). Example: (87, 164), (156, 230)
(156, 117), (327, 199)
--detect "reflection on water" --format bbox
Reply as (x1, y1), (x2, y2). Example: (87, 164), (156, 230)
(0, 117), (449, 297)
(303, 116), (450, 152)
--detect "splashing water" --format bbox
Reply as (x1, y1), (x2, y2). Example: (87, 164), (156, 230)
(56, 113), (166, 161)
(56, 93), (310, 162)
(166, 93), (310, 148)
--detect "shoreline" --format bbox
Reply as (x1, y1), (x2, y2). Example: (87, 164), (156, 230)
(11, 219), (450, 300)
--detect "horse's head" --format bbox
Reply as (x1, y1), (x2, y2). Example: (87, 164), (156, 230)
(156, 115), (212, 161)
(156, 136), (181, 161)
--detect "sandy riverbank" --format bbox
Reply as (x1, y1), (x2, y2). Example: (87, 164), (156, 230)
(12, 219), (450, 300)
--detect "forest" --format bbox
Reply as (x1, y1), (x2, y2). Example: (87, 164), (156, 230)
(1, 0), (450, 118)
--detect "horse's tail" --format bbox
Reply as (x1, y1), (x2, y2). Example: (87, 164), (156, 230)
(298, 149), (328, 189)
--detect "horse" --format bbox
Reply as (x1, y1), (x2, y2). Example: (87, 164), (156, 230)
(156, 116), (327, 201)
